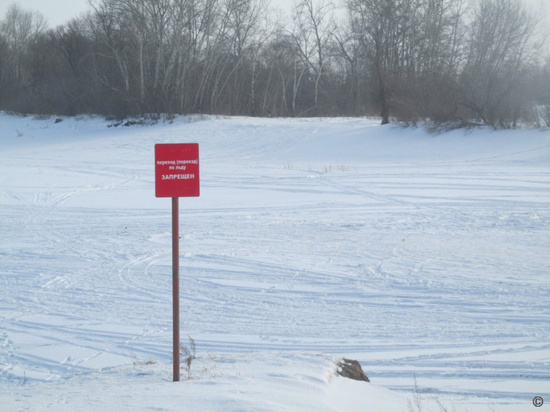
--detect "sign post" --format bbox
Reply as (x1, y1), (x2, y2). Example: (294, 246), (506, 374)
(171, 196), (180, 382)
(155, 143), (200, 382)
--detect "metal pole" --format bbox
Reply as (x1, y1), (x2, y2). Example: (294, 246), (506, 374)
(172, 197), (180, 382)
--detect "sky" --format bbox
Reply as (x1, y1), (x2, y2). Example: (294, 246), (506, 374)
(0, 0), (90, 27)
(0, 0), (548, 29)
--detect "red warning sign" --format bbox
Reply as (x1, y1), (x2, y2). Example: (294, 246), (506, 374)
(155, 143), (200, 198)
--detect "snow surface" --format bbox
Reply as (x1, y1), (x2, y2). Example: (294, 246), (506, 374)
(1, 113), (549, 411)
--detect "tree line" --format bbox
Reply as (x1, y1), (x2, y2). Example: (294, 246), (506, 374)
(1, 0), (549, 128)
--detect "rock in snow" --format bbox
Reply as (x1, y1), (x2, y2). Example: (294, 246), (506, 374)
(336, 358), (370, 382)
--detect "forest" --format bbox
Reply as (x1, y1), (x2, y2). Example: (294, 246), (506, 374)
(1, 0), (549, 128)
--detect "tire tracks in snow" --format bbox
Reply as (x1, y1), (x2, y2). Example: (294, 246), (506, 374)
(116, 250), (171, 300)
(19, 164), (140, 271)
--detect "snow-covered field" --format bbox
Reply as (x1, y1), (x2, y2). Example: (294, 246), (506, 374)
(1, 113), (549, 411)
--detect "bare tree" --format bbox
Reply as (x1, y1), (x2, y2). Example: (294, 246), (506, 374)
(89, 0), (132, 98)
(211, 0), (267, 114)
(332, 7), (368, 115)
(346, 0), (416, 124)
(460, 0), (541, 128)
(0, 3), (46, 97)
(291, 0), (335, 114)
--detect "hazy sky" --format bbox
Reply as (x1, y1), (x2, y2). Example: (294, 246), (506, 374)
(0, 0), (90, 27)
(0, 0), (548, 34)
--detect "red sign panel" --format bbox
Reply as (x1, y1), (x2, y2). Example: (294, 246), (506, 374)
(155, 143), (200, 197)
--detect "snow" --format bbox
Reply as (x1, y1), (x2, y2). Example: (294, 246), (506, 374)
(1, 113), (549, 411)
